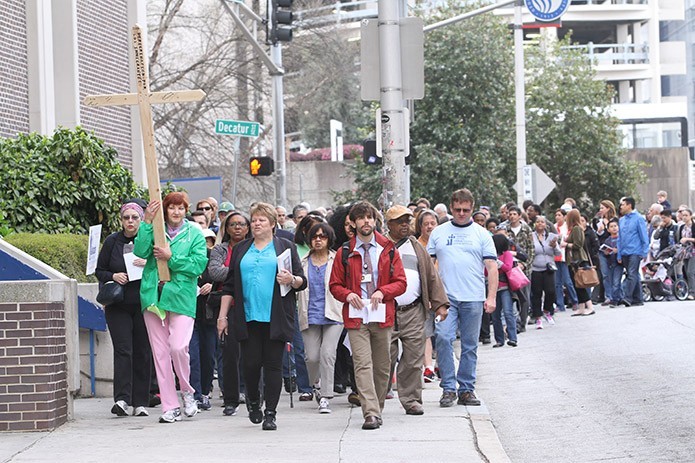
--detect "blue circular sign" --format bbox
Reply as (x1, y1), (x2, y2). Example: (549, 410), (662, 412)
(524, 0), (570, 22)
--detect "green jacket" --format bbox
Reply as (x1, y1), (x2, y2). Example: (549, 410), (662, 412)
(134, 221), (208, 317)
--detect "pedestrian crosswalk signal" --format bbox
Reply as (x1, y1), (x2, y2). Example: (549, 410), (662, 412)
(250, 157), (274, 176)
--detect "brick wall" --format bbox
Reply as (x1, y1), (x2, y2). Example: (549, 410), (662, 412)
(0, 0), (30, 138)
(0, 302), (68, 432)
(76, 0), (133, 169)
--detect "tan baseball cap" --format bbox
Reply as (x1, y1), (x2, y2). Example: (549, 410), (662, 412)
(385, 205), (414, 222)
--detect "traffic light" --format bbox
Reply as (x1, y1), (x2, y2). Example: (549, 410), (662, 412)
(270, 0), (293, 44)
(250, 157), (274, 176)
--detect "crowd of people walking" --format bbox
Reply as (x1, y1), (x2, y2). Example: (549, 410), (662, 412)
(96, 188), (693, 430)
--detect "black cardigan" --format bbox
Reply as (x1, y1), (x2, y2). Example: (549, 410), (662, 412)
(221, 236), (306, 342)
(95, 231), (142, 306)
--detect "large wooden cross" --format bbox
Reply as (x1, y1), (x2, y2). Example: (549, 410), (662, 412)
(84, 25), (206, 281)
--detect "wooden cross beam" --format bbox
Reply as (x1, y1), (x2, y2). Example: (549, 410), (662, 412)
(83, 25), (206, 281)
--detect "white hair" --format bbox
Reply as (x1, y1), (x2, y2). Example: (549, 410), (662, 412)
(433, 203), (448, 214)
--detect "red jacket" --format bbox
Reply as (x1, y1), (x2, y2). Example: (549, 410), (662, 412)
(329, 232), (407, 329)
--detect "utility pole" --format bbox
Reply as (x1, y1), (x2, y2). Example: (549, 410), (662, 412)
(378, 1), (407, 209)
(513, 0), (527, 206)
(271, 43), (287, 207)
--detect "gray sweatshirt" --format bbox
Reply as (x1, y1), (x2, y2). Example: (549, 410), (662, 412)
(532, 231), (561, 272)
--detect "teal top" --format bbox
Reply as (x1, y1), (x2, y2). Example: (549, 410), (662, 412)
(240, 241), (277, 322)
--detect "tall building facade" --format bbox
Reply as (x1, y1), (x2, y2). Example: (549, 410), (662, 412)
(0, 0), (146, 182)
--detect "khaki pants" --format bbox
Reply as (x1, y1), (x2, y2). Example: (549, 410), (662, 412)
(348, 323), (392, 419)
(390, 304), (426, 410)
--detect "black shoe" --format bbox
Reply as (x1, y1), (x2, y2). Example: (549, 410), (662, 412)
(223, 404), (239, 416)
(633, 301), (645, 306)
(283, 376), (297, 393)
(619, 300), (632, 307)
(262, 410), (277, 431)
(148, 394), (161, 408)
(333, 384), (347, 394)
(247, 401), (263, 424)
(480, 338), (491, 345)
(361, 416), (380, 430)
(507, 340), (517, 347)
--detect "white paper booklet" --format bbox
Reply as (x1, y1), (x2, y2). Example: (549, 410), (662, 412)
(123, 252), (144, 281)
(348, 299), (386, 323)
(277, 248), (292, 296)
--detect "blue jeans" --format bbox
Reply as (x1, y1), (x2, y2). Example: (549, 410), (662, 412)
(621, 254), (643, 304)
(189, 321), (217, 400)
(598, 253), (611, 301)
(607, 262), (624, 303)
(555, 261), (578, 310)
(492, 289), (516, 344)
(435, 300), (483, 393)
(281, 312), (312, 393)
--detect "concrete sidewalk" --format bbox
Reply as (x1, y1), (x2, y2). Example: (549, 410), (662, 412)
(1, 383), (510, 463)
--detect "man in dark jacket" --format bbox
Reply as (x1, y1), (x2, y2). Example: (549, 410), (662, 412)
(329, 201), (407, 430)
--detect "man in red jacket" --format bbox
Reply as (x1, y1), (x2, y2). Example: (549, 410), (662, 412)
(329, 201), (407, 430)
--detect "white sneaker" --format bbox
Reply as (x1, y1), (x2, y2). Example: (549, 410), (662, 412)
(133, 406), (149, 417)
(543, 312), (555, 326)
(182, 391), (199, 418)
(159, 408), (182, 423)
(318, 397), (331, 414)
(535, 318), (543, 330)
(111, 400), (129, 417)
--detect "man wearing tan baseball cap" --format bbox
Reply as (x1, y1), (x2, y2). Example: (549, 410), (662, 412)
(384, 205), (449, 416)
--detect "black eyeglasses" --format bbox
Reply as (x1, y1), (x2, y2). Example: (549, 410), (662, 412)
(198, 207), (212, 211)
(227, 222), (248, 228)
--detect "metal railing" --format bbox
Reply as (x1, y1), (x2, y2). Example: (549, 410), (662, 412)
(563, 42), (650, 65)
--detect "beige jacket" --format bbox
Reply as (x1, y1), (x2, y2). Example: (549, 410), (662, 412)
(297, 250), (343, 331)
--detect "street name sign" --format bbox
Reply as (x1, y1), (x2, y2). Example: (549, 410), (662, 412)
(215, 119), (260, 137)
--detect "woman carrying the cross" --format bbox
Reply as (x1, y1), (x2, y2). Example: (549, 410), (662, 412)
(134, 192), (208, 424)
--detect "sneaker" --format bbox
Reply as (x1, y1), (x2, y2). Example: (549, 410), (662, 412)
(111, 400), (129, 417)
(247, 401), (263, 424)
(434, 367), (441, 379)
(423, 368), (436, 383)
(238, 392), (246, 404)
(535, 318), (543, 330)
(543, 312), (555, 325)
(198, 395), (211, 411)
(262, 410), (277, 431)
(132, 406), (149, 417)
(439, 391), (457, 408)
(159, 408), (182, 423)
(385, 390), (395, 399)
(148, 394), (161, 407)
(457, 390), (481, 406)
(182, 391), (198, 418)
(318, 397), (331, 414)
(298, 392), (313, 402)
(528, 317), (536, 325)
(223, 405), (239, 416)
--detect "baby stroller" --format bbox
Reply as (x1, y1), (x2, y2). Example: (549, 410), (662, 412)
(641, 244), (689, 302)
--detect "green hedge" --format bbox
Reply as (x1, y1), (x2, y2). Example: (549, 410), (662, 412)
(5, 233), (97, 283)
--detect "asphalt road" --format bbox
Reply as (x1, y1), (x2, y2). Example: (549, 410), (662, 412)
(475, 301), (695, 463)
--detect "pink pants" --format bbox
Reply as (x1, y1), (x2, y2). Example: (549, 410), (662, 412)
(143, 310), (195, 413)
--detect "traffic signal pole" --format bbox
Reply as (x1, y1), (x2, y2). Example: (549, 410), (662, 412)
(378, 1), (407, 209)
(271, 44), (287, 208)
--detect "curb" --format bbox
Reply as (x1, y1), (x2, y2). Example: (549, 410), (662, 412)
(468, 403), (512, 463)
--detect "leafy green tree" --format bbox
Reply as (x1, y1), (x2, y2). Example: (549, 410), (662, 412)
(525, 37), (646, 211)
(409, 4), (516, 208)
(0, 127), (145, 236)
(336, 3), (646, 212)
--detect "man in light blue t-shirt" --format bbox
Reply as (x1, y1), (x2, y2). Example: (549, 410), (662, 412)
(427, 188), (498, 407)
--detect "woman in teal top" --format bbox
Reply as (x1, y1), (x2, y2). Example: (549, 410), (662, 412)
(218, 203), (306, 431)
(134, 192), (208, 424)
